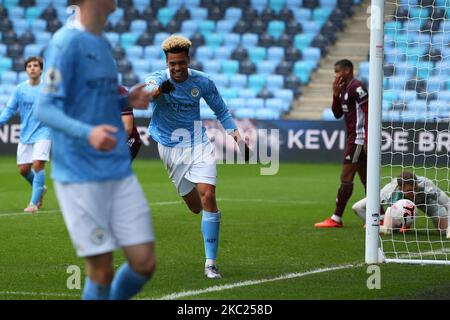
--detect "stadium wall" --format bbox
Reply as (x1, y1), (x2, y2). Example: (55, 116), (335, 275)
(0, 117), (448, 165)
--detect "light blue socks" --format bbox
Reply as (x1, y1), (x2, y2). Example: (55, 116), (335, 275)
(82, 277), (110, 300)
(201, 210), (221, 260)
(110, 262), (149, 300)
(31, 169), (45, 205)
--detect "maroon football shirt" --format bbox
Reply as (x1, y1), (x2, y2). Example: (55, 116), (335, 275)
(331, 78), (369, 145)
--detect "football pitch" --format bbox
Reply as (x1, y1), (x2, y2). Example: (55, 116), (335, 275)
(1, 156), (450, 300)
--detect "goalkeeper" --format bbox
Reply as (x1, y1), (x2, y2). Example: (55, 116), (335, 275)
(352, 171), (450, 235)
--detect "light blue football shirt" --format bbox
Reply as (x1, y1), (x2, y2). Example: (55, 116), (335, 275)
(36, 23), (131, 183)
(0, 81), (51, 144)
(145, 69), (237, 147)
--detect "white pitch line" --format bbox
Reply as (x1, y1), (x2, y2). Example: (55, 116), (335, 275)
(0, 291), (79, 298)
(147, 263), (363, 300)
(0, 198), (317, 218)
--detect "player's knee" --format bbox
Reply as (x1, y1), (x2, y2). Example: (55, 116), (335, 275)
(89, 267), (115, 284)
(131, 257), (156, 278)
(201, 189), (216, 206)
(18, 167), (30, 177)
(189, 205), (202, 214)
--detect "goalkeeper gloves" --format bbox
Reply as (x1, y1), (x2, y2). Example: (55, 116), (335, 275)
(160, 80), (174, 94)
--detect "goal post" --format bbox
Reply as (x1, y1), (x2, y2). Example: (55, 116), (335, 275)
(365, 0), (385, 264)
(366, 0), (450, 265)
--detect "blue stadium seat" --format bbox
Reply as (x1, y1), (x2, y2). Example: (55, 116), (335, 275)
(25, 7), (43, 22)
(203, 60), (222, 74)
(267, 21), (285, 39)
(9, 6), (25, 19)
(154, 32), (170, 46)
(196, 46), (214, 61)
(30, 19), (47, 32)
(382, 111), (402, 122)
(3, 0), (19, 10)
(145, 45), (163, 59)
(390, 76), (408, 91)
(185, 0), (201, 7)
(210, 74), (229, 88)
(181, 20), (199, 36)
(168, 0), (184, 8)
(0, 44), (6, 57)
(1, 71), (18, 84)
(214, 46), (233, 61)
(266, 75), (284, 89)
(248, 74), (267, 91)
(302, 47), (321, 63)
(234, 108), (256, 119)
(130, 20), (147, 34)
(248, 46), (266, 64)
(221, 60), (240, 75)
(250, 0), (268, 13)
(199, 20), (215, 35)
(407, 100), (428, 112)
(229, 74), (247, 88)
(204, 33), (224, 48)
(120, 32), (139, 48)
(125, 46), (144, 60)
(241, 33), (259, 49)
(108, 8), (124, 25)
(302, 21), (321, 35)
(105, 32), (120, 46)
(216, 20), (236, 34)
(190, 7), (208, 21)
(267, 47), (285, 62)
(223, 33), (241, 48)
(292, 7), (311, 21)
(225, 8), (242, 21)
(294, 34), (314, 50)
(157, 8), (176, 27)
(427, 77), (443, 93)
(274, 89), (294, 105)
(398, 90), (417, 104)
(287, 0), (303, 9)
(134, 0), (149, 12)
(436, 91), (450, 102)
(265, 98), (287, 112)
(254, 108), (280, 120)
(0, 57), (13, 72)
(13, 19), (29, 36)
(257, 61), (276, 75)
(220, 87), (239, 100)
(23, 44), (44, 57)
(227, 98), (246, 111)
(269, 0), (286, 13)
(18, 71), (27, 83)
(246, 98), (265, 109)
(429, 100), (450, 112)
(238, 88), (258, 99)
(383, 90), (399, 103)
(319, 0), (337, 8)
(312, 8), (332, 23)
(294, 61), (313, 80)
(131, 59), (151, 73)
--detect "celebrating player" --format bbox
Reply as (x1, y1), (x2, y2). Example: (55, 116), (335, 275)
(352, 171), (450, 235)
(145, 35), (249, 279)
(36, 0), (155, 300)
(0, 56), (51, 213)
(315, 59), (369, 228)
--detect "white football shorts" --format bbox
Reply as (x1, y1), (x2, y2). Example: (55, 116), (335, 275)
(54, 174), (154, 257)
(17, 140), (52, 164)
(158, 141), (217, 196)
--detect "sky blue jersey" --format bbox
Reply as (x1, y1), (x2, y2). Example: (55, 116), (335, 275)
(0, 81), (51, 144)
(145, 69), (237, 147)
(36, 24), (131, 183)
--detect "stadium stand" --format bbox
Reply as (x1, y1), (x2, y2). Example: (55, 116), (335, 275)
(0, 0), (376, 120)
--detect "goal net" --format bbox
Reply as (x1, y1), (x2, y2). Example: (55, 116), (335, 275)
(366, 0), (450, 265)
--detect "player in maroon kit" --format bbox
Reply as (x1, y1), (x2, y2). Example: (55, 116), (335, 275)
(315, 59), (369, 228)
(119, 85), (142, 160)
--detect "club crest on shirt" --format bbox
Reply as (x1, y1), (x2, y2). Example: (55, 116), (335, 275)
(43, 68), (62, 93)
(191, 87), (200, 97)
(90, 227), (107, 245)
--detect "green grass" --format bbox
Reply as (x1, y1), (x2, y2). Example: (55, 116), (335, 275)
(0, 156), (450, 300)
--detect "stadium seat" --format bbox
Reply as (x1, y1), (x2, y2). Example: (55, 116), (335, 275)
(199, 20), (215, 35)
(204, 33), (223, 48)
(223, 33), (240, 48)
(322, 108), (338, 121)
(234, 107), (256, 119)
(229, 74), (247, 88)
(248, 46), (266, 64)
(246, 98), (265, 109)
(267, 47), (285, 62)
(214, 46), (233, 60)
(220, 87), (239, 100)
(157, 8), (175, 27)
(221, 60), (239, 75)
(224, 7), (242, 21)
(227, 98), (246, 111)
(145, 45), (163, 59)
(248, 74), (267, 91)
(241, 33), (259, 49)
(267, 20), (285, 39)
(257, 61), (276, 75)
(265, 98), (287, 112)
(210, 73), (229, 88)
(216, 20), (236, 33)
(238, 88), (258, 99)
(196, 46), (214, 61)
(203, 59), (222, 74)
(274, 89), (294, 105)
(254, 108), (280, 119)
(1, 70), (18, 84)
